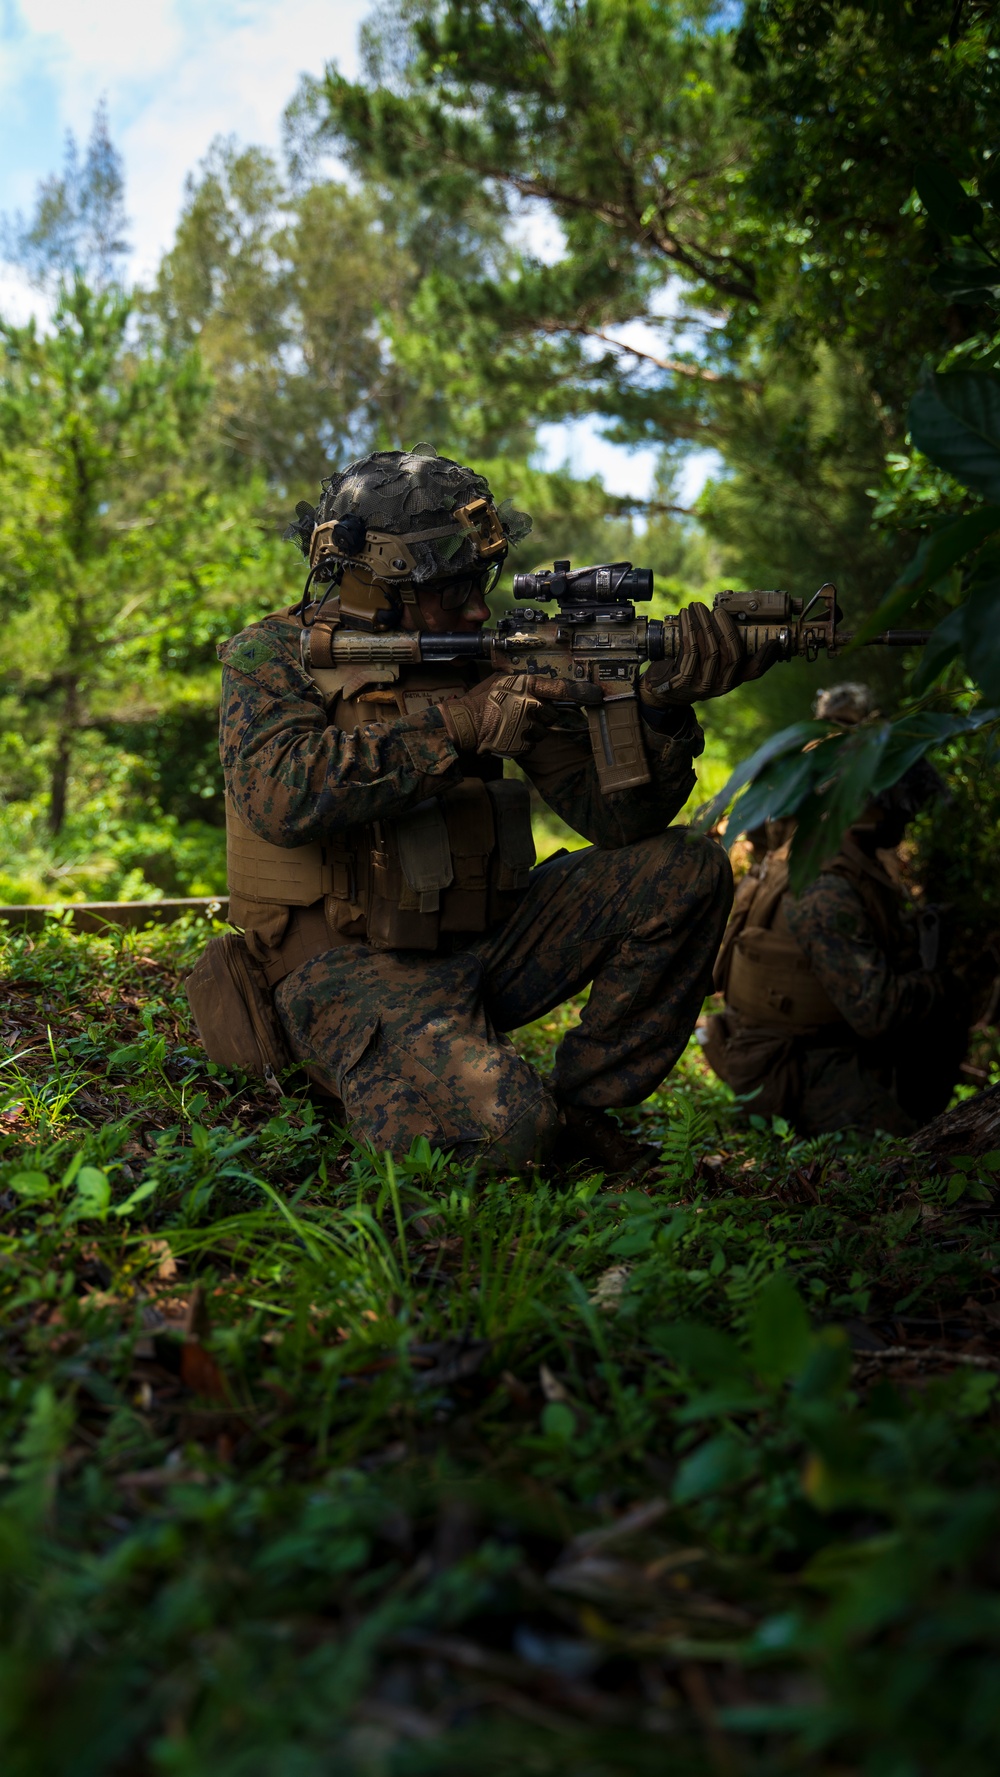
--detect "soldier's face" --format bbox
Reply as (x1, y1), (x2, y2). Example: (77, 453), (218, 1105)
(400, 575), (492, 633)
(856, 799), (908, 851)
(873, 808), (908, 850)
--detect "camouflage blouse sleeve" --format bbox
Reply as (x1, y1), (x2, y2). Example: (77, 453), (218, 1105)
(783, 873), (938, 1040)
(219, 622), (461, 845)
(519, 708), (705, 847)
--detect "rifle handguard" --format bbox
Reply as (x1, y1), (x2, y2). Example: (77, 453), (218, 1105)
(308, 567), (929, 798)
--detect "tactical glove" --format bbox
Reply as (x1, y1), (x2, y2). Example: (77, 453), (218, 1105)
(438, 673), (601, 758)
(641, 601), (780, 707)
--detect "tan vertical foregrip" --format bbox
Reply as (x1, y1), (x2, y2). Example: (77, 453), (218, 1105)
(586, 698), (652, 793)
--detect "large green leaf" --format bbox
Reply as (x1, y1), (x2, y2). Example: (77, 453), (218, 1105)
(653, 1319), (746, 1383)
(717, 698), (997, 893)
(911, 606), (965, 693)
(962, 577), (1000, 702)
(929, 261), (1000, 305)
(914, 163), (984, 237)
(910, 373), (1000, 503)
(696, 720), (823, 832)
(850, 506), (1000, 647)
(785, 712), (997, 889)
(750, 1274), (811, 1383)
(673, 1432), (753, 1504)
(787, 725), (891, 892)
(872, 708), (995, 789)
(726, 745), (828, 842)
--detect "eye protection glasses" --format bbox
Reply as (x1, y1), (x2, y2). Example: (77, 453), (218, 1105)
(436, 562), (503, 608)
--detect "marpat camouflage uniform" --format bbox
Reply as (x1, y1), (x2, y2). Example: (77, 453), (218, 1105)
(704, 831), (965, 1136)
(219, 611), (733, 1166)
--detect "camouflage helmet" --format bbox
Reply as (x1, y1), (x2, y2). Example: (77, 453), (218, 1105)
(813, 682), (875, 725)
(285, 445), (532, 626)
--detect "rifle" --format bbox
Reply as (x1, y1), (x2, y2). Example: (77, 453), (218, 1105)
(301, 560), (930, 795)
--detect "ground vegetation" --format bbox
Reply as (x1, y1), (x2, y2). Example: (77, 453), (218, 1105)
(3, 15), (1000, 1768)
(2, 915), (1000, 1773)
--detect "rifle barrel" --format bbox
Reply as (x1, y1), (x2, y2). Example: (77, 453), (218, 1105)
(838, 630), (933, 647)
(417, 633), (491, 659)
(362, 624), (931, 665)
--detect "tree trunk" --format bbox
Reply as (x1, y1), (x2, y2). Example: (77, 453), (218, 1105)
(913, 1084), (1000, 1162)
(48, 721), (73, 838)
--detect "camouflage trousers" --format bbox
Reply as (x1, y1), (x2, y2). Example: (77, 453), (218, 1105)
(274, 829), (732, 1169)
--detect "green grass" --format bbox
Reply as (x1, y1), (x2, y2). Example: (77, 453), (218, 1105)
(1, 917), (1000, 1776)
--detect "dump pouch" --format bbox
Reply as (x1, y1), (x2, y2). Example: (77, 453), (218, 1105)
(185, 933), (293, 1085)
(701, 1011), (803, 1115)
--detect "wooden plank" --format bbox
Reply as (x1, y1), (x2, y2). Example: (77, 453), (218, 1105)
(0, 898), (230, 934)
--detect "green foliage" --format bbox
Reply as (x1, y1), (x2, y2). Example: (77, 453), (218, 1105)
(911, 371), (1000, 507)
(732, 0), (997, 389)
(0, 99), (129, 291)
(297, 0), (1000, 708)
(0, 274), (289, 850)
(3, 919), (1000, 1772)
(152, 140), (463, 482)
(703, 705), (996, 891)
(704, 110), (1000, 877)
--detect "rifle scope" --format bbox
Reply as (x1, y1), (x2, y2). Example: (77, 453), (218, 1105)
(511, 560), (654, 602)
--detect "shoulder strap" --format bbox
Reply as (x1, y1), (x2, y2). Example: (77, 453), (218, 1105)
(750, 848), (791, 929)
(713, 844), (791, 996)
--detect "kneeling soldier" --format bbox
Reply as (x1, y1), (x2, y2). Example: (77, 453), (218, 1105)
(704, 687), (968, 1136)
(193, 447), (775, 1171)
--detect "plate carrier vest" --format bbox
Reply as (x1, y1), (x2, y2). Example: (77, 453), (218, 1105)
(224, 609), (536, 964)
(713, 837), (901, 1032)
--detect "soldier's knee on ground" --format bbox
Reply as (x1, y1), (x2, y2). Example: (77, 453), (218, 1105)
(276, 949), (561, 1173)
(346, 1065), (559, 1175)
(471, 1084), (561, 1173)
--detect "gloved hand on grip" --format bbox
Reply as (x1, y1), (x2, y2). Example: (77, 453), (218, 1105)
(438, 673), (602, 757)
(641, 601), (780, 707)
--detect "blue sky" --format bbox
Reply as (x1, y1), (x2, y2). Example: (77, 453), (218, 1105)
(0, 1), (370, 278)
(0, 0), (718, 505)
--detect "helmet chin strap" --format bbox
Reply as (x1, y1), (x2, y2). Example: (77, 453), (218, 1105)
(397, 583), (432, 634)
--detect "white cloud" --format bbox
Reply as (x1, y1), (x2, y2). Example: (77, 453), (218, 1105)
(536, 422), (660, 502)
(1, 0), (370, 277)
(0, 263), (40, 326)
(18, 0), (182, 82)
(0, 2), (717, 498)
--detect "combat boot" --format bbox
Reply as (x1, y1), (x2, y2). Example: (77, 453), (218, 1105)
(552, 1099), (660, 1179)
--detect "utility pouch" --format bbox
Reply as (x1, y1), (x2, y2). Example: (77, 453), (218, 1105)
(185, 934), (293, 1087)
(441, 779), (495, 932)
(486, 778), (535, 892)
(367, 818), (442, 951)
(727, 927), (843, 1028)
(395, 797), (454, 913)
